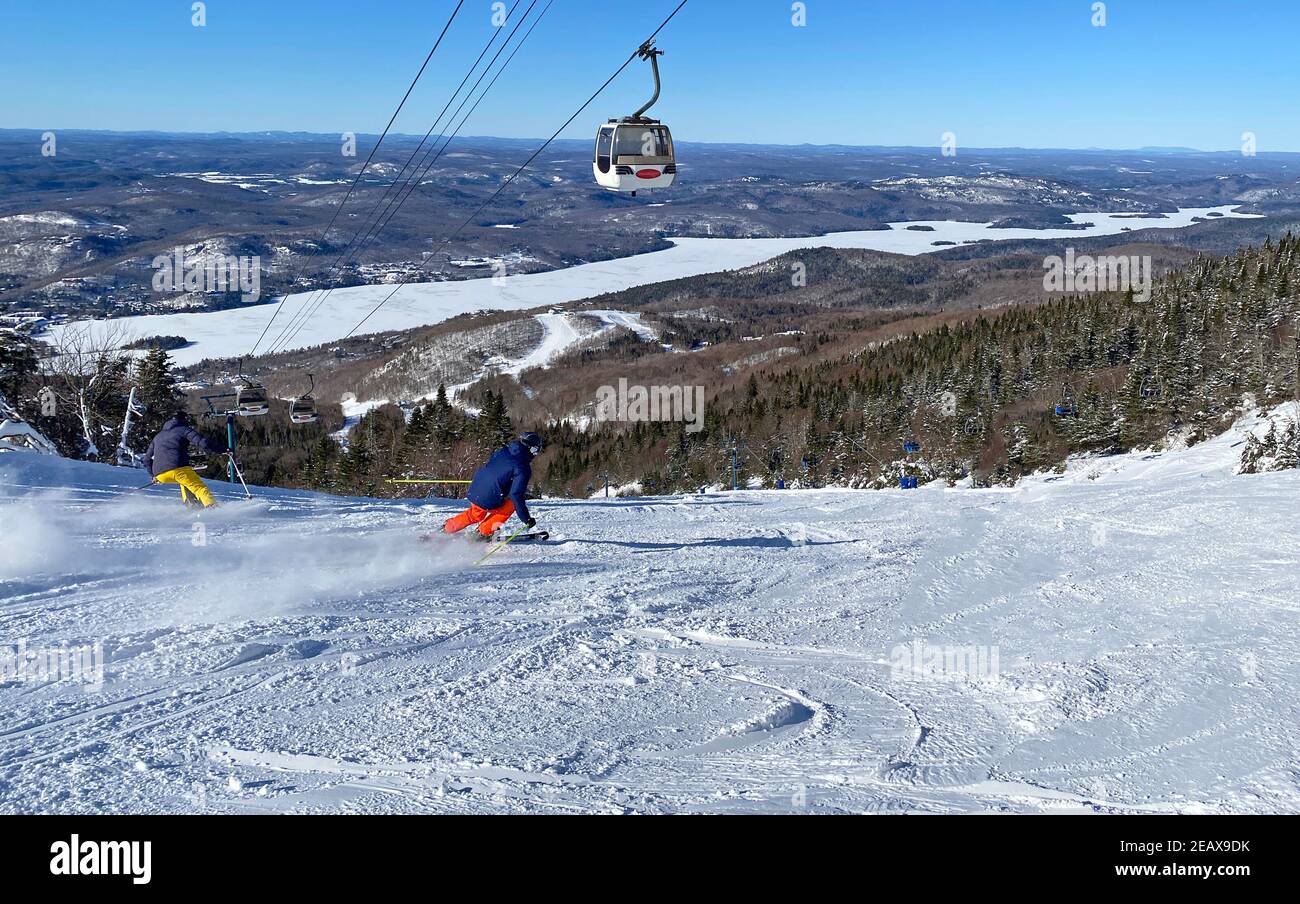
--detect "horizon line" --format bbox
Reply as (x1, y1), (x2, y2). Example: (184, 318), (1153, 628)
(0, 126), (1295, 158)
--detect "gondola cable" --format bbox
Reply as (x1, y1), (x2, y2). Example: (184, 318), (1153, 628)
(246, 0), (467, 359)
(338, 0), (690, 343)
(263, 0), (532, 355)
(341, 0), (547, 273)
(267, 0), (550, 355)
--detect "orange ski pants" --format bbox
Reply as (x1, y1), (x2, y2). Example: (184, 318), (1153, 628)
(443, 500), (515, 537)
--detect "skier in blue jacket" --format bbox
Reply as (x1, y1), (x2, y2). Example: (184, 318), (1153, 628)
(143, 410), (227, 507)
(444, 432), (544, 538)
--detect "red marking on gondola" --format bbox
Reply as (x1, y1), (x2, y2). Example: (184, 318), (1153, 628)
(636, 169), (661, 179)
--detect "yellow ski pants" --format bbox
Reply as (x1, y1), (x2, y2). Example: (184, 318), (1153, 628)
(155, 466), (216, 508)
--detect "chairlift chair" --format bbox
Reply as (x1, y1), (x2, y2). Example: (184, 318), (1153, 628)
(1054, 383), (1078, 418)
(593, 43), (677, 194)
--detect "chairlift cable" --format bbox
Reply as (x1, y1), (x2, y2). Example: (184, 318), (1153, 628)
(338, 0), (690, 341)
(264, 0), (530, 355)
(269, 0), (550, 355)
(246, 0), (467, 359)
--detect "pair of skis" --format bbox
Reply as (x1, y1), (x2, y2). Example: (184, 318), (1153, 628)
(421, 526), (551, 564)
(473, 525), (549, 565)
(497, 531), (550, 543)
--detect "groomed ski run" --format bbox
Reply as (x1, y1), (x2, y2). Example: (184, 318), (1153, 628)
(1, 407), (1297, 814)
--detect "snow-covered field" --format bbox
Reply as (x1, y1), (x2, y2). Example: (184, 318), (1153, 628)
(1, 411), (1297, 814)
(50, 207), (1257, 366)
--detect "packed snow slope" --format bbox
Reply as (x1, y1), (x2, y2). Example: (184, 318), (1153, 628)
(1, 413), (1297, 814)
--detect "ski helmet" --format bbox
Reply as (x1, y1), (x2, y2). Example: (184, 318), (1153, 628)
(520, 431), (545, 456)
(172, 409), (191, 425)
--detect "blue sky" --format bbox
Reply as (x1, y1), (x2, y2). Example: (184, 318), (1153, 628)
(3, 0), (1298, 151)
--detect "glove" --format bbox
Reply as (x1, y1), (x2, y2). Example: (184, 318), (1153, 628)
(523, 517), (537, 529)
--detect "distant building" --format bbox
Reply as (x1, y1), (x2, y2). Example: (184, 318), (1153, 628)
(0, 313), (49, 335)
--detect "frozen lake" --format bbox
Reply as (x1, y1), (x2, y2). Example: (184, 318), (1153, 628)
(54, 206), (1258, 366)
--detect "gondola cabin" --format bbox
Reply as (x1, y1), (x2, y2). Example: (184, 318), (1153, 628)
(594, 119), (677, 193)
(236, 384), (269, 417)
(289, 397), (319, 425)
(593, 42), (677, 194)
(288, 373), (319, 424)
(1055, 384), (1078, 418)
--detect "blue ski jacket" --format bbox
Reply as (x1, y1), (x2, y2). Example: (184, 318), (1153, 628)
(467, 441), (534, 522)
(144, 418), (226, 477)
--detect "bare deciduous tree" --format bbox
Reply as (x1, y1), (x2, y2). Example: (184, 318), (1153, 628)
(40, 322), (135, 459)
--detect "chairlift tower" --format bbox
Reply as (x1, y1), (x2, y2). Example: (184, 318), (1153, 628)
(200, 392), (241, 485)
(598, 469), (618, 499)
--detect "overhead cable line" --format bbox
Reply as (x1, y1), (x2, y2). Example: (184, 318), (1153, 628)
(246, 0), (467, 358)
(268, 0), (552, 355)
(338, 0), (690, 342)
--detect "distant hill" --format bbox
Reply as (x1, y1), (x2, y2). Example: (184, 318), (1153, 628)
(5, 129), (1300, 325)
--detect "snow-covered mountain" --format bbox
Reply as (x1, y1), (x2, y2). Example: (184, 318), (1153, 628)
(1, 409), (1297, 814)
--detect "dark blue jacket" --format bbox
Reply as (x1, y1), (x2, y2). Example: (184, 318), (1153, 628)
(144, 418), (225, 477)
(468, 441), (534, 522)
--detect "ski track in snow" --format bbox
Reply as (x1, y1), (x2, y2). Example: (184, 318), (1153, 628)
(1, 410), (1298, 813)
(330, 310), (654, 438)
(456, 309), (655, 391)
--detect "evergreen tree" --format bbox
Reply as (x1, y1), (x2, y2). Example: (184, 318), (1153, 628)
(0, 332), (37, 404)
(478, 390), (514, 448)
(130, 347), (183, 449)
(1274, 420), (1300, 471)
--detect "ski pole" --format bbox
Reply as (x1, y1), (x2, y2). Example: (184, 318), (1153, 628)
(474, 522), (535, 566)
(226, 452), (253, 499)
